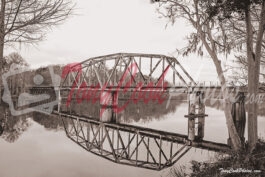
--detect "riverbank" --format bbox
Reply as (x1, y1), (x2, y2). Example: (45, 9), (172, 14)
(170, 139), (265, 177)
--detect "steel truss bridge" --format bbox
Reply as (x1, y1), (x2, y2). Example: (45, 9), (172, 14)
(60, 53), (196, 91)
(59, 52), (265, 92)
(59, 112), (230, 171)
(11, 53), (263, 170)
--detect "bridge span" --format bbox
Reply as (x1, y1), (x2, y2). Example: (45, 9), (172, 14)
(57, 112), (230, 171)
(7, 53), (260, 170)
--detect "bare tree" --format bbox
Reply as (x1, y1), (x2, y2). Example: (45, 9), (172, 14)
(0, 0), (74, 98)
(154, 0), (265, 152)
(204, 0), (265, 152)
(154, 0), (243, 151)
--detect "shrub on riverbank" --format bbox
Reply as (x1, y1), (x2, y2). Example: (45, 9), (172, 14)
(170, 139), (265, 177)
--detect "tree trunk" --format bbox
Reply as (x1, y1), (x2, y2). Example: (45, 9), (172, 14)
(190, 1), (243, 150)
(196, 24), (242, 151)
(0, 0), (6, 103)
(247, 65), (258, 152)
(245, 2), (265, 152)
(211, 54), (243, 151)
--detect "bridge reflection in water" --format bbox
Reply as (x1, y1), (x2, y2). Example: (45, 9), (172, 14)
(56, 51), (233, 170)
(8, 52), (245, 171)
(59, 112), (230, 171)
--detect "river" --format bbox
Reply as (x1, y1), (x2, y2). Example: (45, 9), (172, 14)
(0, 99), (264, 177)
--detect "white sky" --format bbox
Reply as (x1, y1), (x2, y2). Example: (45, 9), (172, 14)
(5, 0), (222, 82)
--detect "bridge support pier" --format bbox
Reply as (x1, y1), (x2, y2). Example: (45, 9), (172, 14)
(100, 91), (118, 123)
(198, 91), (206, 139)
(228, 92), (246, 146)
(57, 88), (61, 113)
(188, 117), (195, 141)
(186, 91), (207, 141)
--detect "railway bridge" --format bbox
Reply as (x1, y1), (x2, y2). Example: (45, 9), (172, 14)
(6, 53), (265, 170)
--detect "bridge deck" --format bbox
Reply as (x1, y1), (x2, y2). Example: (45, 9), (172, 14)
(30, 85), (265, 93)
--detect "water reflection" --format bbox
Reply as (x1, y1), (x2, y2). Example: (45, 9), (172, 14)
(60, 113), (230, 171)
(61, 93), (187, 123)
(61, 114), (193, 170)
(204, 95), (265, 117)
(1, 93), (265, 143)
(0, 106), (31, 142)
(32, 112), (63, 131)
(0, 94), (265, 176)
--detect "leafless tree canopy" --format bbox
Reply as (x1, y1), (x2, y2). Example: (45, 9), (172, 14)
(0, 0), (74, 45)
(0, 0), (74, 105)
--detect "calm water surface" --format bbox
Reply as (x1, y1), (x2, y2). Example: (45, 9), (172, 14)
(0, 100), (264, 177)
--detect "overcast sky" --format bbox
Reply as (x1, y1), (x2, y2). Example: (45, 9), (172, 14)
(5, 0), (222, 82)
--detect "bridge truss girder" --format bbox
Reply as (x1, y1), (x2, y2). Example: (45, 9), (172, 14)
(61, 53), (196, 90)
(61, 114), (192, 170)
(60, 113), (230, 171)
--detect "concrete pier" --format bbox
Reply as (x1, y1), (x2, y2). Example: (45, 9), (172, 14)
(100, 91), (118, 123)
(186, 91), (206, 141)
